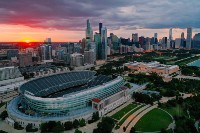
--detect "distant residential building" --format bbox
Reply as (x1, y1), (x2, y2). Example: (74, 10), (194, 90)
(44, 38), (51, 44)
(193, 33), (200, 48)
(0, 66), (24, 86)
(18, 52), (32, 67)
(7, 49), (19, 59)
(70, 53), (84, 67)
(132, 33), (138, 43)
(154, 33), (158, 44)
(186, 27), (192, 49)
(39, 44), (52, 61)
(84, 50), (95, 64)
(110, 33), (119, 52)
(175, 38), (182, 49)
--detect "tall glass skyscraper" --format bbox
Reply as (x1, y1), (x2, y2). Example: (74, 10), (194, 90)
(85, 19), (93, 50)
(94, 33), (101, 59)
(186, 27), (192, 49)
(101, 27), (107, 60)
(169, 28), (173, 41)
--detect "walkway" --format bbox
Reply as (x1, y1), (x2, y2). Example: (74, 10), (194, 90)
(114, 104), (151, 133)
(174, 75), (200, 80)
(107, 99), (134, 117)
(125, 104), (158, 133)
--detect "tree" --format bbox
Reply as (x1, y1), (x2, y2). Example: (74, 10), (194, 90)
(79, 118), (86, 127)
(0, 110), (8, 120)
(93, 117), (115, 133)
(40, 122), (48, 132)
(26, 124), (32, 132)
(14, 122), (19, 129)
(130, 127), (136, 133)
(92, 112), (99, 122)
(73, 119), (80, 128)
(52, 122), (65, 133)
(74, 129), (82, 133)
(64, 121), (73, 130)
(160, 128), (167, 133)
(123, 126), (126, 132)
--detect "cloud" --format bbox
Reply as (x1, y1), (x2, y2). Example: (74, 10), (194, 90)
(0, 0), (199, 31)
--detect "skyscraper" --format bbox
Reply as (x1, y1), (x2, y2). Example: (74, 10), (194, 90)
(181, 32), (185, 48)
(39, 44), (52, 61)
(99, 23), (102, 35)
(101, 27), (107, 60)
(94, 33), (101, 59)
(154, 33), (158, 44)
(132, 33), (138, 43)
(186, 27), (192, 49)
(85, 19), (93, 49)
(169, 28), (173, 41)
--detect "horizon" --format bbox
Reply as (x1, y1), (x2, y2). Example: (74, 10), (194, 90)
(0, 0), (200, 42)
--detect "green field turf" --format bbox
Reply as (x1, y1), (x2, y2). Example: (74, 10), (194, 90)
(134, 108), (173, 132)
(111, 103), (137, 120)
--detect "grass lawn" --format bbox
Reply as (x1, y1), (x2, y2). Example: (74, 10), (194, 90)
(118, 105), (145, 126)
(111, 103), (137, 120)
(161, 105), (184, 117)
(134, 108), (173, 132)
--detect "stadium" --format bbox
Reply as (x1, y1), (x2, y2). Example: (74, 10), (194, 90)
(6, 70), (136, 128)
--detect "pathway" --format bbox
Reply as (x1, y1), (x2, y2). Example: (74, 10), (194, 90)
(125, 104), (158, 133)
(115, 104), (151, 133)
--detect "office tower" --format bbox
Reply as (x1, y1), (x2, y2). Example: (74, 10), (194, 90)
(39, 44), (52, 61)
(85, 19), (93, 49)
(175, 38), (182, 49)
(81, 38), (86, 53)
(186, 27), (192, 49)
(94, 33), (101, 59)
(19, 52), (32, 67)
(84, 50), (95, 64)
(70, 53), (84, 67)
(6, 49), (19, 59)
(132, 33), (138, 42)
(110, 33), (119, 51)
(154, 33), (158, 44)
(181, 32), (185, 48)
(44, 38), (51, 44)
(101, 27), (107, 60)
(99, 23), (102, 35)
(169, 28), (173, 41)
(139, 36), (145, 48)
(193, 33), (200, 48)
(181, 32), (184, 39)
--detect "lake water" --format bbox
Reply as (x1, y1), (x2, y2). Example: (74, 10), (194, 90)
(187, 59), (200, 67)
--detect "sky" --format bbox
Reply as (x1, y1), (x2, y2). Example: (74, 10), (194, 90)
(0, 0), (200, 42)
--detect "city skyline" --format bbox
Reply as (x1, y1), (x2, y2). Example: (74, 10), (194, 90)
(0, 0), (200, 42)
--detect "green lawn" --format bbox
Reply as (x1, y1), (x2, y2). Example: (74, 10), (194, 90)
(111, 103), (137, 120)
(134, 108), (173, 132)
(118, 105), (145, 126)
(161, 105), (184, 117)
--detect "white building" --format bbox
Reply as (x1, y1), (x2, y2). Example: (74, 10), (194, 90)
(70, 53), (84, 67)
(0, 67), (24, 86)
